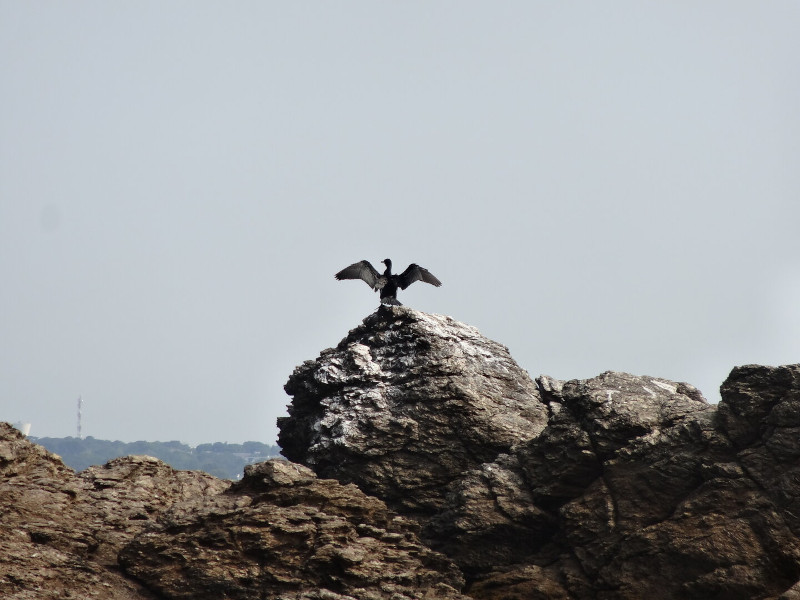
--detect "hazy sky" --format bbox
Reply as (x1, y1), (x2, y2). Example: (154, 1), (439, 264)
(2, 2), (799, 445)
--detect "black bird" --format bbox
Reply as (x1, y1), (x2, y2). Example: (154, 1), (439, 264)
(335, 258), (442, 305)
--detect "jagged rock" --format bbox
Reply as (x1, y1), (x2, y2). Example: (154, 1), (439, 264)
(119, 459), (468, 600)
(279, 305), (549, 518)
(0, 422), (222, 599)
(7, 303), (800, 600)
(78, 455), (229, 566)
(279, 307), (800, 599)
(423, 370), (721, 583)
(0, 446), (135, 600)
(1, 421), (467, 600)
(452, 364), (800, 598)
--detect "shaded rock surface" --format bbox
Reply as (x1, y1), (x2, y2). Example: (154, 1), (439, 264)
(0, 422), (466, 600)
(281, 305), (800, 599)
(120, 459), (467, 600)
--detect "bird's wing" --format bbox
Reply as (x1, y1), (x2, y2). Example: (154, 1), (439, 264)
(335, 260), (386, 290)
(397, 264), (442, 290)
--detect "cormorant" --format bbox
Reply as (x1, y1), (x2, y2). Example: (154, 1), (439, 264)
(335, 258), (442, 305)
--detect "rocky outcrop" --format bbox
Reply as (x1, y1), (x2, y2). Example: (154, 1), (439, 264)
(6, 305), (800, 599)
(279, 306), (549, 518)
(280, 305), (800, 599)
(119, 459), (467, 600)
(0, 422), (465, 600)
(0, 422), (225, 599)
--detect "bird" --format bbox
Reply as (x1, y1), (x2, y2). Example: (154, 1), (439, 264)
(335, 258), (442, 306)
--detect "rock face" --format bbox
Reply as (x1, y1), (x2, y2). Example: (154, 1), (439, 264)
(280, 305), (800, 599)
(279, 306), (549, 518)
(0, 422), (465, 600)
(0, 422), (225, 599)
(119, 459), (467, 600)
(6, 305), (800, 600)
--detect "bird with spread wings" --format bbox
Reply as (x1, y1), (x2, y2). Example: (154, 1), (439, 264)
(335, 258), (441, 306)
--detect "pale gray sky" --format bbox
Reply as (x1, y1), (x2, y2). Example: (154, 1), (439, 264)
(2, 2), (799, 445)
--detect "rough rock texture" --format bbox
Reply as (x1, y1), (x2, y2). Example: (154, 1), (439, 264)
(7, 305), (800, 599)
(120, 459), (468, 600)
(279, 305), (549, 518)
(280, 306), (800, 599)
(0, 422), (225, 599)
(1, 423), (466, 600)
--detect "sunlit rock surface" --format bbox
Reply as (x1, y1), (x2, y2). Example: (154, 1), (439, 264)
(279, 305), (549, 518)
(0, 422), (225, 599)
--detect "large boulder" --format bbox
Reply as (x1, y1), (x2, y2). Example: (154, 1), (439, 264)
(279, 305), (548, 518)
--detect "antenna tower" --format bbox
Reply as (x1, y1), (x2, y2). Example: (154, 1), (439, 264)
(77, 396), (83, 439)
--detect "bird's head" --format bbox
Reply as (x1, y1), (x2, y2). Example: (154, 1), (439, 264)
(382, 258), (392, 268)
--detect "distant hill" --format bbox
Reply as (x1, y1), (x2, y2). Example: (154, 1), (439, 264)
(30, 436), (282, 480)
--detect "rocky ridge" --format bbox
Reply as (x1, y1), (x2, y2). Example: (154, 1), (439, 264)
(0, 424), (226, 599)
(280, 306), (800, 599)
(119, 459), (466, 600)
(1, 421), (465, 600)
(3, 304), (800, 599)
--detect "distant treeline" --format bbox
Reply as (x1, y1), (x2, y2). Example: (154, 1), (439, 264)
(30, 436), (282, 480)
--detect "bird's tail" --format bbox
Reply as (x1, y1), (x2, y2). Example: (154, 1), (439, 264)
(380, 297), (402, 306)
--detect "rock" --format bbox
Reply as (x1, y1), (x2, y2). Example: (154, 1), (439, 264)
(467, 564), (574, 600)
(8, 305), (800, 600)
(1, 420), (467, 600)
(119, 459), (468, 600)
(279, 305), (548, 518)
(437, 366), (800, 598)
(279, 307), (800, 599)
(78, 455), (228, 566)
(0, 422), (162, 599)
(430, 370), (719, 581)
